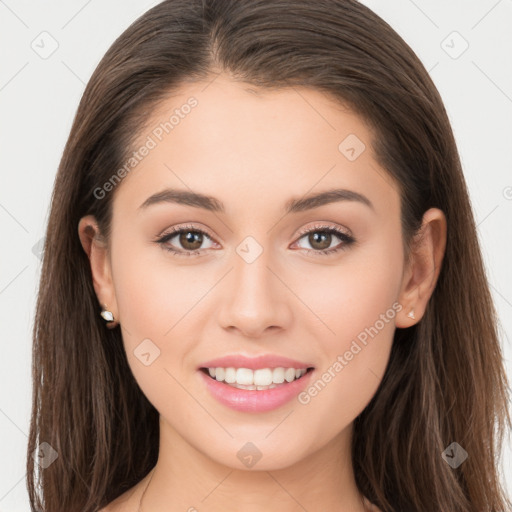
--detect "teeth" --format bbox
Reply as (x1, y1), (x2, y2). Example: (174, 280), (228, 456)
(224, 367), (236, 383)
(207, 367), (308, 386)
(285, 368), (297, 382)
(254, 368), (273, 386)
(236, 368), (254, 385)
(236, 383), (278, 390)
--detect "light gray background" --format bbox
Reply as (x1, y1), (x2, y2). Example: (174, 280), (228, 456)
(1, 1), (511, 510)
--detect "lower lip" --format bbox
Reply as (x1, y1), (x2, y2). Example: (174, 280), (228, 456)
(198, 369), (315, 413)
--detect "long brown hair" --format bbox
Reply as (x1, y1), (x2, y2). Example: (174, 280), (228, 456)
(26, 1), (511, 510)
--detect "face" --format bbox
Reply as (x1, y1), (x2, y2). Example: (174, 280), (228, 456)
(90, 74), (412, 470)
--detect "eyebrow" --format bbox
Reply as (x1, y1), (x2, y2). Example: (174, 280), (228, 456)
(138, 187), (375, 214)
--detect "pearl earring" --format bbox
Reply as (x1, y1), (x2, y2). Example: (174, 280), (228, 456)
(100, 305), (118, 328)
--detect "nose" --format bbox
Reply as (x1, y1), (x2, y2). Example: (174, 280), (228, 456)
(216, 244), (293, 339)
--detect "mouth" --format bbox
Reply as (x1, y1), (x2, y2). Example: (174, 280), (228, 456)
(199, 366), (315, 391)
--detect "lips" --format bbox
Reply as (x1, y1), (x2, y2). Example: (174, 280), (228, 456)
(198, 366), (315, 412)
(199, 353), (315, 371)
(197, 353), (316, 412)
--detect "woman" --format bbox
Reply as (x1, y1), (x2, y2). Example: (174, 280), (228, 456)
(26, 1), (511, 511)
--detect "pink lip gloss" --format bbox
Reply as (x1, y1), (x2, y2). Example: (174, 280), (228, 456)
(198, 368), (314, 413)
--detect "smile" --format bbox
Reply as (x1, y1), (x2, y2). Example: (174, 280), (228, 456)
(202, 366), (311, 389)
(199, 367), (315, 412)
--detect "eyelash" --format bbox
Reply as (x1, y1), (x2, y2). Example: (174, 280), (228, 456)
(155, 223), (355, 258)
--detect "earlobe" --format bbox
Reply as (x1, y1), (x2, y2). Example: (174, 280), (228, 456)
(396, 208), (447, 328)
(77, 215), (118, 322)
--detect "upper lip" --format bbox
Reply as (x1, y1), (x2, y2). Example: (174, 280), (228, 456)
(199, 354), (315, 370)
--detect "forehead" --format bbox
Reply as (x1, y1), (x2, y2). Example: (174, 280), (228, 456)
(112, 74), (400, 219)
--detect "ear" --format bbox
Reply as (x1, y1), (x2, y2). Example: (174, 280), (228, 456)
(77, 215), (118, 320)
(395, 207), (447, 328)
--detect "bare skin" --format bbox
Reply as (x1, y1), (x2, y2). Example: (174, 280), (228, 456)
(80, 73), (446, 512)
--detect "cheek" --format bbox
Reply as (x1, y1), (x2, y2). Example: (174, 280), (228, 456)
(110, 239), (209, 391)
(293, 236), (402, 418)
(111, 248), (209, 417)
(112, 239), (205, 337)
(295, 232), (403, 345)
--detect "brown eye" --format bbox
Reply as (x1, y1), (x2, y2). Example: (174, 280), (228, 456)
(294, 225), (355, 255)
(178, 230), (204, 251)
(307, 231), (333, 251)
(156, 225), (215, 257)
